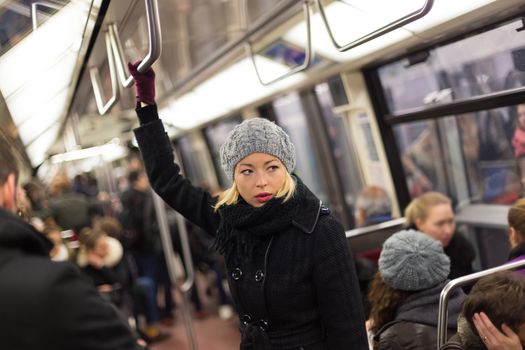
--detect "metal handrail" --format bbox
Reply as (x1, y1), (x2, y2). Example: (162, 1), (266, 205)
(31, 1), (62, 31)
(242, 0), (312, 85)
(108, 23), (134, 88)
(437, 259), (525, 349)
(109, 0), (162, 86)
(345, 217), (405, 238)
(151, 191), (198, 350)
(89, 31), (119, 115)
(315, 0), (434, 52)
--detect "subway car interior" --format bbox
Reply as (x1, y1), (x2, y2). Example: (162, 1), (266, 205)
(2, 0), (525, 349)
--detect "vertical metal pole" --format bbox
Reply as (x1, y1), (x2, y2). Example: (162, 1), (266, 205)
(150, 190), (198, 350)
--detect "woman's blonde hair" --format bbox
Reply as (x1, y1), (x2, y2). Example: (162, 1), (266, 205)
(404, 191), (451, 227)
(214, 171), (296, 210)
(508, 198), (525, 241)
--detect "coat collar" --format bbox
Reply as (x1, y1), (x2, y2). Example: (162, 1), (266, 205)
(0, 207), (52, 256)
(290, 181), (327, 234)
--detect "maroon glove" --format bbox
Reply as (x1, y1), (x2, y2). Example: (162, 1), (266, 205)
(128, 60), (156, 106)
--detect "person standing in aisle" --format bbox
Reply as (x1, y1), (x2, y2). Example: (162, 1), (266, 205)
(127, 61), (368, 349)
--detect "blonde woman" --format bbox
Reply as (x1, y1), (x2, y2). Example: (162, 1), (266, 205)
(405, 192), (475, 279)
(128, 62), (367, 350)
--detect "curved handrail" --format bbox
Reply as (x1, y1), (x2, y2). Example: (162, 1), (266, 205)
(108, 23), (134, 88)
(89, 31), (119, 115)
(436, 259), (525, 349)
(243, 0), (312, 86)
(109, 0), (162, 88)
(315, 0), (434, 52)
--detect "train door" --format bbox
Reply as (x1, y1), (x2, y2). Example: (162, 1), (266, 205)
(339, 72), (400, 219)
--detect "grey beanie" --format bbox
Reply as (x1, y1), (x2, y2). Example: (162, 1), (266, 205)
(379, 229), (450, 291)
(220, 118), (296, 179)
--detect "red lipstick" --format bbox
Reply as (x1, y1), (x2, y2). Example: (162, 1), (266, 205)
(255, 192), (273, 203)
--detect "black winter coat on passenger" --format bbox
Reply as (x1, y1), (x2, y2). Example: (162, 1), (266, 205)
(0, 208), (141, 350)
(134, 105), (368, 350)
(444, 232), (475, 280)
(374, 283), (464, 350)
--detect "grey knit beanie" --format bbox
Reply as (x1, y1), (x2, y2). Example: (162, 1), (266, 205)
(220, 118), (296, 179)
(379, 229), (450, 291)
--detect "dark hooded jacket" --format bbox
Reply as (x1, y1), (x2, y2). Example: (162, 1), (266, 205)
(0, 208), (140, 350)
(374, 283), (465, 350)
(134, 105), (368, 350)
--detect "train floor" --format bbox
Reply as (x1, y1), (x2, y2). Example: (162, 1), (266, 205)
(149, 273), (241, 350)
(150, 313), (240, 350)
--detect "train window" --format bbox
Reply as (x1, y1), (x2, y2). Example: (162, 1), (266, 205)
(314, 81), (362, 209)
(394, 119), (449, 199)
(203, 116), (242, 189)
(176, 134), (207, 187)
(394, 105), (523, 205)
(378, 17), (525, 114)
(272, 92), (328, 204)
(0, 1), (64, 55)
(326, 75), (348, 107)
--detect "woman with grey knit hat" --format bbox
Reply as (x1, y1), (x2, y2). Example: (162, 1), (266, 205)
(127, 62), (368, 349)
(368, 229), (465, 350)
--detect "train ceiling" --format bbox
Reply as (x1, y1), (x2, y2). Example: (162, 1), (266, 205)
(0, 0), (523, 168)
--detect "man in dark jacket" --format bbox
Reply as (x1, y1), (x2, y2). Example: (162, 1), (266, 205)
(0, 138), (142, 350)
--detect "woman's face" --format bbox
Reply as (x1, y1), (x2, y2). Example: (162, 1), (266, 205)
(234, 152), (287, 207)
(416, 203), (455, 246)
(92, 235), (109, 258)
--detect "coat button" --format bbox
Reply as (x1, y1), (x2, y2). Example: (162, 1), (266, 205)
(241, 314), (252, 325)
(231, 268), (242, 281)
(259, 319), (269, 331)
(254, 270), (264, 282)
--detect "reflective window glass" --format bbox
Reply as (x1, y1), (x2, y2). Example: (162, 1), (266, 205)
(314, 81), (362, 213)
(272, 92), (328, 203)
(394, 105), (523, 205)
(176, 135), (203, 185)
(203, 116), (241, 188)
(0, 0), (66, 56)
(378, 18), (525, 114)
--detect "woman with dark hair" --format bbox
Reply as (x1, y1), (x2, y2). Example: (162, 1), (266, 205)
(442, 271), (525, 350)
(507, 198), (525, 276)
(368, 229), (464, 349)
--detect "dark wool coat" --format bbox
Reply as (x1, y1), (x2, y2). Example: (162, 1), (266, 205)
(134, 105), (368, 350)
(0, 208), (141, 350)
(374, 283), (464, 350)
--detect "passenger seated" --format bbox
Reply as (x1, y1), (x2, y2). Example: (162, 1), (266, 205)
(353, 185), (392, 315)
(368, 229), (465, 350)
(42, 224), (71, 262)
(355, 186), (393, 227)
(405, 191), (475, 280)
(77, 229), (127, 305)
(507, 198), (525, 276)
(86, 219), (171, 343)
(441, 271), (525, 350)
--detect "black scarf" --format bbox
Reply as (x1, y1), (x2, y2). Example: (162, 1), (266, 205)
(214, 177), (305, 266)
